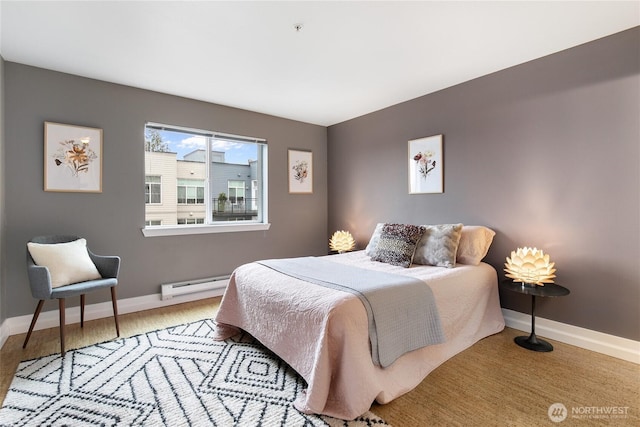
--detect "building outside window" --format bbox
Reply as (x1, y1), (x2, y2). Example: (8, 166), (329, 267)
(144, 123), (267, 228)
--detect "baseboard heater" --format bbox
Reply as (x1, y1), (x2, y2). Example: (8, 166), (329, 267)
(160, 275), (230, 301)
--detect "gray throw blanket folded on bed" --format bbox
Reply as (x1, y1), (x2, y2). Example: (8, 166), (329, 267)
(257, 257), (445, 368)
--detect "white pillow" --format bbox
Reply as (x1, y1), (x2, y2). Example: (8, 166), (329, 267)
(364, 223), (384, 256)
(456, 226), (496, 265)
(27, 238), (102, 288)
(413, 224), (463, 268)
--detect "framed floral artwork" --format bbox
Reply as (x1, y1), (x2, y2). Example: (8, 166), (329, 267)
(44, 122), (103, 192)
(288, 149), (313, 194)
(408, 135), (443, 194)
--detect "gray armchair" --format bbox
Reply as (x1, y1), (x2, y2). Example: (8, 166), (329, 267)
(24, 235), (121, 356)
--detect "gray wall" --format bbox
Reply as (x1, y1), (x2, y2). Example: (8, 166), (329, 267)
(328, 28), (639, 341)
(3, 63), (327, 318)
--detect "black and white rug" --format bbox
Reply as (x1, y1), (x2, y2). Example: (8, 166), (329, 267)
(0, 319), (389, 426)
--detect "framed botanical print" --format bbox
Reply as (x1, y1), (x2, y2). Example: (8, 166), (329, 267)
(288, 149), (313, 194)
(44, 122), (103, 193)
(408, 135), (443, 194)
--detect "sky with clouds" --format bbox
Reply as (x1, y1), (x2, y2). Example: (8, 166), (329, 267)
(159, 129), (257, 164)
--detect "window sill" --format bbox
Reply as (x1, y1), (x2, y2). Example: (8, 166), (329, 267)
(141, 222), (271, 237)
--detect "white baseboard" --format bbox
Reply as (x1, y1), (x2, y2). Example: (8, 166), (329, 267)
(0, 319), (9, 352)
(0, 288), (225, 350)
(2, 297), (637, 365)
(502, 308), (639, 364)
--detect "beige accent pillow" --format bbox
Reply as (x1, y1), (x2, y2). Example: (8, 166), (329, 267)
(27, 238), (101, 288)
(413, 224), (463, 268)
(456, 226), (496, 265)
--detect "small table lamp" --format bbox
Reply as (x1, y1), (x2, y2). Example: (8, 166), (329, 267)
(504, 247), (556, 286)
(329, 230), (356, 253)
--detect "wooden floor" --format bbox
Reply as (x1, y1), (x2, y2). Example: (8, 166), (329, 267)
(1, 298), (638, 426)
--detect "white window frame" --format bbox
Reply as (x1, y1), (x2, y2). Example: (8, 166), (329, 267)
(177, 217), (205, 225)
(142, 123), (270, 237)
(145, 175), (162, 204)
(227, 180), (245, 205)
(177, 179), (205, 205)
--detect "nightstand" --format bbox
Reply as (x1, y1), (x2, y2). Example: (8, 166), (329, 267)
(500, 280), (570, 352)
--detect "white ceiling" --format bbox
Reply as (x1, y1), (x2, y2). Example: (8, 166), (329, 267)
(1, 1), (638, 126)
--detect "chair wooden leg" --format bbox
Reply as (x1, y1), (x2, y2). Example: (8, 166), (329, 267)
(111, 286), (120, 337)
(80, 294), (85, 328)
(23, 300), (45, 349)
(59, 298), (66, 356)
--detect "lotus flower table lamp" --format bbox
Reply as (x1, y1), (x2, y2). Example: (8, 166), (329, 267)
(329, 230), (356, 254)
(504, 247), (556, 286)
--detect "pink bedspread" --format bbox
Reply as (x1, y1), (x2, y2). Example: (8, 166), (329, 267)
(213, 251), (505, 420)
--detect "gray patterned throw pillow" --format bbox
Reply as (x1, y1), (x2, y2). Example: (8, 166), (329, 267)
(413, 223), (463, 268)
(370, 223), (426, 268)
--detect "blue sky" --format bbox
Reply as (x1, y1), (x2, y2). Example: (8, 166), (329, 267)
(158, 129), (257, 164)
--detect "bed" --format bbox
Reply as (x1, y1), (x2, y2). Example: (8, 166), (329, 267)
(213, 225), (505, 420)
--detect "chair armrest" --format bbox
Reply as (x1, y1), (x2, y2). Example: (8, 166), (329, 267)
(89, 251), (121, 279)
(27, 261), (53, 299)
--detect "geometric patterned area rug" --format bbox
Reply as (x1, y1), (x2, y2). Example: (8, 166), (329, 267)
(0, 319), (390, 427)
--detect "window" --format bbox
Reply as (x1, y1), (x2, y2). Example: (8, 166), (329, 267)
(143, 123), (269, 236)
(177, 218), (205, 225)
(145, 176), (161, 204)
(228, 180), (245, 205)
(177, 179), (205, 204)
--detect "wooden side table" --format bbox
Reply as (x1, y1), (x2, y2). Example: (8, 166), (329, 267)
(500, 280), (570, 352)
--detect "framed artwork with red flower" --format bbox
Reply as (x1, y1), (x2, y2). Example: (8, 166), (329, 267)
(408, 134), (443, 194)
(44, 122), (103, 193)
